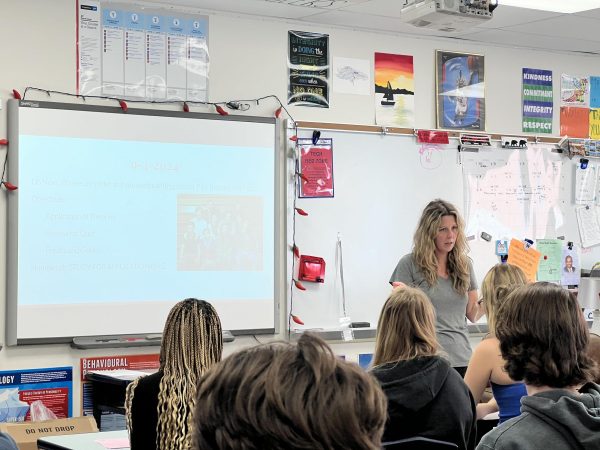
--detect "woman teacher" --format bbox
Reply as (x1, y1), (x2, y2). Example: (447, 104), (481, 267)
(389, 199), (482, 376)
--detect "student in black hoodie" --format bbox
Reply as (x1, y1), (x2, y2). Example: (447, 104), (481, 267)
(371, 287), (477, 449)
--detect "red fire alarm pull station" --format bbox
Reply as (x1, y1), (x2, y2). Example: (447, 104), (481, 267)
(298, 255), (326, 283)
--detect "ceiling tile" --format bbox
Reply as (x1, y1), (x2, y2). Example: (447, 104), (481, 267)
(478, 5), (562, 29)
(459, 28), (600, 53)
(502, 14), (600, 42)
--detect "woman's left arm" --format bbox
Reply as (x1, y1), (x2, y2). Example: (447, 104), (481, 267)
(465, 289), (483, 323)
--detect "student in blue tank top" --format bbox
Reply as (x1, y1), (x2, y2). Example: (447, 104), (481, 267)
(464, 264), (528, 422)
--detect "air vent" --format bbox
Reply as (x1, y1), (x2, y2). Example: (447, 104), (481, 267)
(412, 19), (433, 27)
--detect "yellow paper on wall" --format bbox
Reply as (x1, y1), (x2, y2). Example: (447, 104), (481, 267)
(590, 109), (600, 140)
(507, 238), (541, 282)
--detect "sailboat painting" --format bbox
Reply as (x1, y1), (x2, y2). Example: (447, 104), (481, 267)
(375, 53), (414, 127)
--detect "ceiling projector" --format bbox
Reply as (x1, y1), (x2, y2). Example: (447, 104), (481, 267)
(400, 0), (495, 32)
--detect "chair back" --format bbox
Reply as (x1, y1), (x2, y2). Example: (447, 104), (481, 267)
(382, 436), (459, 450)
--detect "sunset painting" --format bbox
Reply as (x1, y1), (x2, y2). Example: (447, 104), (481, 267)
(374, 52), (414, 127)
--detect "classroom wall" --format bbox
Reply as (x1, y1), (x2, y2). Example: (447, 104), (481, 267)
(2, 0), (600, 415)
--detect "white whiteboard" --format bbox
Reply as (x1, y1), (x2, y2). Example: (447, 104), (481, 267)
(288, 130), (600, 330)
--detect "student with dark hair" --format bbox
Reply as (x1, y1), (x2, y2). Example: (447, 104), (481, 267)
(193, 333), (387, 450)
(371, 287), (477, 449)
(477, 282), (600, 450)
(125, 298), (223, 450)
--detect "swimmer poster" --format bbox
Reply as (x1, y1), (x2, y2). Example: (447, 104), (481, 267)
(522, 68), (553, 134)
(435, 50), (485, 131)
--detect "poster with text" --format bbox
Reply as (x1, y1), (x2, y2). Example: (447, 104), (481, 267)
(80, 354), (159, 417)
(436, 51), (485, 131)
(591, 109), (600, 140)
(522, 68), (553, 134)
(288, 30), (329, 107)
(298, 138), (334, 198)
(77, 1), (209, 101)
(0, 367), (73, 422)
(590, 76), (600, 108)
(374, 53), (414, 128)
(561, 106), (589, 138)
(561, 74), (589, 107)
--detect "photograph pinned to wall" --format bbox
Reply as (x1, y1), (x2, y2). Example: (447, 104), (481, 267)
(288, 30), (329, 107)
(561, 74), (589, 107)
(374, 52), (414, 127)
(560, 106), (589, 138)
(436, 51), (485, 131)
(297, 138), (334, 198)
(561, 244), (581, 286)
(522, 68), (553, 134)
(333, 57), (370, 95)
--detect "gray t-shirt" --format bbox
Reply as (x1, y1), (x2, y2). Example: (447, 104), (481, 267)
(389, 253), (477, 367)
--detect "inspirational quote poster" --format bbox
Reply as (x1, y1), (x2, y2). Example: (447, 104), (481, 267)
(288, 30), (329, 107)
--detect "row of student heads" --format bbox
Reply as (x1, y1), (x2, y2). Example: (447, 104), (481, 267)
(144, 271), (597, 450)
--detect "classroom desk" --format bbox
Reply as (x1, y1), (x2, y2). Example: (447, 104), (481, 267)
(85, 372), (131, 429)
(37, 430), (128, 450)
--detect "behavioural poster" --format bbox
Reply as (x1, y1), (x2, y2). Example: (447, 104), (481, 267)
(436, 51), (485, 131)
(522, 68), (553, 134)
(374, 53), (414, 127)
(0, 367), (73, 422)
(80, 354), (159, 417)
(288, 30), (329, 107)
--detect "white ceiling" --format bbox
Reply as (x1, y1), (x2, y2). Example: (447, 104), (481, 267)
(139, 0), (600, 55)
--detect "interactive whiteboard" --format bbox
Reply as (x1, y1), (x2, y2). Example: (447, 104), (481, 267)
(7, 100), (280, 344)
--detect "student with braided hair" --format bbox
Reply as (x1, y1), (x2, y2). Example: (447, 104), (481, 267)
(125, 298), (223, 450)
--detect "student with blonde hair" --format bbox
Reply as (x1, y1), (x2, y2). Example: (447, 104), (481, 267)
(464, 264), (528, 423)
(390, 199), (482, 376)
(126, 298), (223, 450)
(371, 287), (477, 449)
(193, 333), (387, 450)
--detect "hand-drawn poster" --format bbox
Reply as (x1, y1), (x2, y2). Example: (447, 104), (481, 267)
(374, 53), (414, 127)
(436, 51), (485, 131)
(462, 145), (563, 241)
(560, 106), (589, 138)
(288, 30), (329, 107)
(561, 245), (581, 286)
(522, 68), (553, 134)
(297, 138), (334, 198)
(561, 74), (589, 106)
(333, 57), (369, 95)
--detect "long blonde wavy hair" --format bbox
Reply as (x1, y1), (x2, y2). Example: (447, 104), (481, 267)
(413, 199), (471, 294)
(373, 287), (439, 366)
(126, 298), (222, 450)
(480, 264), (527, 334)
